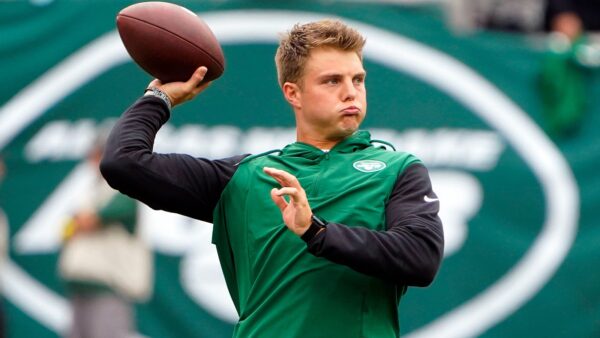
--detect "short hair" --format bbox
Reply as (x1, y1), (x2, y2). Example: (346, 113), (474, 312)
(275, 19), (366, 87)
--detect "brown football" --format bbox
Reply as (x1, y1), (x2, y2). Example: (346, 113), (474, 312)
(116, 2), (224, 83)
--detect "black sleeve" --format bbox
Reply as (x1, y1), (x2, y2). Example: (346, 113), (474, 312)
(305, 163), (444, 286)
(99, 96), (248, 222)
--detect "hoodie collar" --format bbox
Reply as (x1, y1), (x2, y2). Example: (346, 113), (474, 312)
(281, 130), (373, 159)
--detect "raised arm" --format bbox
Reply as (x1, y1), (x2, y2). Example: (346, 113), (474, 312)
(100, 67), (248, 222)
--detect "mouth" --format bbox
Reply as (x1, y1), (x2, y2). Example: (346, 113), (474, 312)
(341, 106), (361, 115)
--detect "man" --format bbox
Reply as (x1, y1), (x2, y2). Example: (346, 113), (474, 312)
(101, 20), (443, 337)
(544, 0), (600, 32)
(538, 0), (600, 137)
(59, 144), (152, 338)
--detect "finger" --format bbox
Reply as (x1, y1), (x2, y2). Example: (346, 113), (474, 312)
(186, 66), (208, 89)
(270, 188), (288, 212)
(276, 171), (300, 188)
(263, 167), (300, 188)
(191, 80), (211, 96)
(268, 173), (287, 188)
(263, 167), (286, 186)
(274, 187), (308, 207)
(274, 187), (298, 197)
(148, 79), (162, 88)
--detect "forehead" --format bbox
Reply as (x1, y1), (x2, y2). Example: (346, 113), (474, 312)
(303, 47), (364, 77)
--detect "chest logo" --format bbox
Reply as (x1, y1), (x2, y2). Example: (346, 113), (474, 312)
(353, 160), (387, 173)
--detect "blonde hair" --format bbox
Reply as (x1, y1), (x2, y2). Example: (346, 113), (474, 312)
(275, 19), (366, 87)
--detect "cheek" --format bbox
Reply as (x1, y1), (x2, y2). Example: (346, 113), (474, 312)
(358, 112), (366, 125)
(307, 93), (336, 112)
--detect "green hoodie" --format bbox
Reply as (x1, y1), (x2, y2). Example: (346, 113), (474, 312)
(213, 131), (420, 338)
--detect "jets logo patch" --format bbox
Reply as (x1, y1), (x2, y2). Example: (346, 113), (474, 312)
(353, 160), (386, 173)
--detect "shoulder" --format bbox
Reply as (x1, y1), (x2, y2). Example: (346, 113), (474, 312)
(363, 144), (422, 173)
(221, 150), (280, 190)
(235, 149), (285, 173)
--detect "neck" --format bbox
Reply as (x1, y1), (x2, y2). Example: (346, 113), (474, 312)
(296, 130), (345, 150)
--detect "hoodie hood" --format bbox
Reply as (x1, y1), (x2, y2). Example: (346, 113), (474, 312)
(280, 130), (374, 160)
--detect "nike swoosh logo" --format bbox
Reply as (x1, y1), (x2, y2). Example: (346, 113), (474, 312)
(424, 195), (439, 203)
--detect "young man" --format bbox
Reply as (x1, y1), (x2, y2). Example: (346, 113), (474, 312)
(101, 20), (443, 337)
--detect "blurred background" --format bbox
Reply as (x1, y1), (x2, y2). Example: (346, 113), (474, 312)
(0, 0), (599, 337)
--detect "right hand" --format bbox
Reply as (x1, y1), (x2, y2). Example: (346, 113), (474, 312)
(73, 210), (100, 234)
(147, 66), (212, 108)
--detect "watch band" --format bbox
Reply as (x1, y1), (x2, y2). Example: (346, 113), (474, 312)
(144, 87), (172, 110)
(301, 214), (328, 243)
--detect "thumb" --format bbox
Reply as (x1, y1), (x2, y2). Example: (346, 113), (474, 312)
(147, 78), (163, 88)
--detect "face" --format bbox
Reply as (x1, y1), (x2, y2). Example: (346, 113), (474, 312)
(285, 47), (367, 144)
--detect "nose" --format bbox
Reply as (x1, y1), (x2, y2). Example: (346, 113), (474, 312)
(341, 78), (357, 102)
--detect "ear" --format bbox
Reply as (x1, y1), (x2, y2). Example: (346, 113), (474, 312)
(282, 82), (302, 109)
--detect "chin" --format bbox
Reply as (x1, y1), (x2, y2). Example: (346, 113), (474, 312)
(330, 126), (358, 140)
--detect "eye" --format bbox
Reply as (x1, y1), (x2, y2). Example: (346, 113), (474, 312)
(325, 78), (339, 85)
(353, 76), (365, 84)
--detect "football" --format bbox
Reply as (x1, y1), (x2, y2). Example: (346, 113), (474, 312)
(116, 2), (225, 83)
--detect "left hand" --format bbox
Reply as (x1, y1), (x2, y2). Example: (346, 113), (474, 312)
(263, 167), (312, 237)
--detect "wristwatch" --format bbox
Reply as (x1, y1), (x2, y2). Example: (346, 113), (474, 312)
(301, 214), (328, 243)
(144, 87), (172, 110)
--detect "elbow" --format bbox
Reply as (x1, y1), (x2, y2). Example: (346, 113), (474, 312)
(412, 225), (444, 287)
(99, 153), (130, 191)
(407, 242), (444, 287)
(99, 155), (118, 187)
(387, 253), (441, 287)
(411, 259), (441, 287)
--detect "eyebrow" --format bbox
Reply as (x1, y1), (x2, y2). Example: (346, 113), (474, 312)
(317, 71), (367, 80)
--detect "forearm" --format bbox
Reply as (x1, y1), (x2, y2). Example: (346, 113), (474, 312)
(100, 96), (169, 186)
(100, 96), (193, 215)
(306, 219), (442, 286)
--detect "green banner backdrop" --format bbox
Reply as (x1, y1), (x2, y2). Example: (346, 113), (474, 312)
(0, 1), (598, 338)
